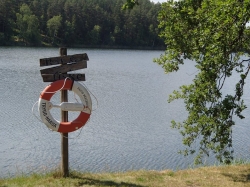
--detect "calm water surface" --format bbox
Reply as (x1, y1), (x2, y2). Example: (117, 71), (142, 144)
(0, 47), (250, 177)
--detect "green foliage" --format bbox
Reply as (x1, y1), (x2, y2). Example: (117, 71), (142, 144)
(16, 3), (40, 45)
(0, 0), (164, 47)
(0, 32), (4, 45)
(122, 0), (139, 10)
(88, 25), (102, 45)
(0, 0), (16, 44)
(47, 15), (62, 36)
(155, 0), (250, 164)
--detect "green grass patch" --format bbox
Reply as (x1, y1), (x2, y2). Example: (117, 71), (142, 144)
(1, 164), (250, 187)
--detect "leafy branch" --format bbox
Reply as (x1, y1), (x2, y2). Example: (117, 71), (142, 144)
(156, 0), (250, 164)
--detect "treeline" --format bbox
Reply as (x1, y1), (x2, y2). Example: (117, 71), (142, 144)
(0, 0), (164, 48)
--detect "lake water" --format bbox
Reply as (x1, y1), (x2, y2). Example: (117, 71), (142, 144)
(0, 47), (250, 177)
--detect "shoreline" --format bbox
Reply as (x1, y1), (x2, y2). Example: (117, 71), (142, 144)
(0, 42), (166, 51)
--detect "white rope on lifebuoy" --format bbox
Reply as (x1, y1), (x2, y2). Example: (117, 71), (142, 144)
(38, 79), (92, 133)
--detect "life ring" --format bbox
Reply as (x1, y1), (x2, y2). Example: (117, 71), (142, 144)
(38, 79), (92, 133)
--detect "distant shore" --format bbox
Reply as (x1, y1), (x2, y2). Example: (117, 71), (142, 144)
(0, 42), (165, 51)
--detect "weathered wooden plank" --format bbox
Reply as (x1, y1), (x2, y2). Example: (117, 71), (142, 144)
(42, 73), (86, 82)
(40, 61), (87, 74)
(40, 53), (89, 66)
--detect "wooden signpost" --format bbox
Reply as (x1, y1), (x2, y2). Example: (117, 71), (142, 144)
(40, 61), (87, 74)
(40, 53), (89, 66)
(39, 48), (89, 177)
(42, 73), (85, 82)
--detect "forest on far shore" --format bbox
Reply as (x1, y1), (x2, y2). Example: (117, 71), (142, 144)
(0, 0), (165, 48)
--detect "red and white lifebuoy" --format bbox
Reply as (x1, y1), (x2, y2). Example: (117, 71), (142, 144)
(38, 79), (92, 133)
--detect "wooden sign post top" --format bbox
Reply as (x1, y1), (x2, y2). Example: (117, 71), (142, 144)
(39, 52), (89, 82)
(40, 53), (89, 66)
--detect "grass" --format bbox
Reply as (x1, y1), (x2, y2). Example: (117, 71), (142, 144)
(1, 164), (250, 187)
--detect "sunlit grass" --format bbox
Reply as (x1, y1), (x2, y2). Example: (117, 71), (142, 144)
(1, 164), (250, 187)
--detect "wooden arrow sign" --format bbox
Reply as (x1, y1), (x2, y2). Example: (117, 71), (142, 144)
(40, 61), (87, 74)
(40, 53), (89, 66)
(41, 73), (85, 82)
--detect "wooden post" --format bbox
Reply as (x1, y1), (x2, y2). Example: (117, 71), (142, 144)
(39, 48), (89, 177)
(60, 47), (69, 177)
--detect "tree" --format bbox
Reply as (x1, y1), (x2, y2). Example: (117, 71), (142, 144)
(0, 0), (16, 44)
(0, 32), (4, 45)
(47, 15), (62, 43)
(154, 0), (250, 164)
(0, 0), (162, 47)
(16, 3), (40, 45)
(62, 19), (75, 45)
(30, 0), (49, 35)
(122, 0), (139, 10)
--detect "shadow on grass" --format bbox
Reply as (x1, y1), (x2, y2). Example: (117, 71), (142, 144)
(223, 168), (250, 183)
(78, 177), (145, 187)
(70, 173), (146, 187)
